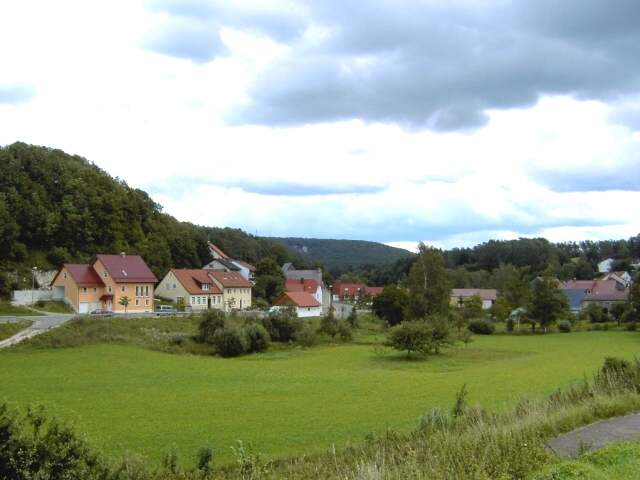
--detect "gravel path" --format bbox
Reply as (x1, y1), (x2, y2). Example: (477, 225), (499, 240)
(0, 314), (73, 349)
(547, 413), (640, 458)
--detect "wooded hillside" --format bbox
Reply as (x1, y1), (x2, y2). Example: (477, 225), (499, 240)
(0, 143), (297, 293)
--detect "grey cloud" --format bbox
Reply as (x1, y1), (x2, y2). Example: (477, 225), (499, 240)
(147, 176), (387, 197)
(143, 18), (226, 62)
(144, 0), (307, 61)
(0, 83), (35, 105)
(227, 0), (640, 130)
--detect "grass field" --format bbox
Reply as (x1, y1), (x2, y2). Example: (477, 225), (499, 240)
(0, 320), (32, 341)
(0, 330), (639, 466)
(0, 301), (42, 316)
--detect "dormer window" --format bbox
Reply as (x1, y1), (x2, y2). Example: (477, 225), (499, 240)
(202, 284), (209, 291)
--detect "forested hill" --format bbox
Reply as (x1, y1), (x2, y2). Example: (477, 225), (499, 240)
(269, 237), (413, 269)
(0, 142), (297, 289)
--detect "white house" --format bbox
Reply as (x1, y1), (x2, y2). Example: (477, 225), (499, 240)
(450, 288), (498, 310)
(203, 242), (256, 282)
(270, 291), (322, 318)
(598, 258), (615, 273)
(284, 278), (322, 305)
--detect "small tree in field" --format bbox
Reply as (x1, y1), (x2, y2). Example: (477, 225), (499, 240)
(461, 295), (483, 320)
(198, 309), (226, 343)
(319, 307), (339, 338)
(386, 321), (432, 358)
(119, 296), (130, 314)
(347, 306), (358, 328)
(459, 329), (473, 348)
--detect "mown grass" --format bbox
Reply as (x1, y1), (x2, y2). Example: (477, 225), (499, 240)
(0, 320), (32, 341)
(0, 301), (42, 316)
(533, 441), (640, 480)
(1, 318), (640, 466)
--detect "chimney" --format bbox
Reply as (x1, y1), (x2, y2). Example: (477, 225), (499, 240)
(120, 252), (126, 258)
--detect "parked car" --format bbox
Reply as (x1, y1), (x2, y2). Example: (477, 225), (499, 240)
(90, 309), (113, 317)
(156, 304), (177, 316)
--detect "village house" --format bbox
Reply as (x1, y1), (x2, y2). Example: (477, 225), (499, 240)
(331, 283), (383, 302)
(450, 288), (498, 310)
(282, 263), (330, 311)
(156, 268), (252, 312)
(50, 253), (157, 314)
(270, 291), (322, 318)
(285, 278), (323, 304)
(560, 278), (630, 313)
(202, 242), (255, 282)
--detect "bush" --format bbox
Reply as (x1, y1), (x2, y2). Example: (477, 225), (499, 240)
(417, 407), (452, 434)
(319, 308), (339, 338)
(557, 320), (572, 333)
(263, 308), (300, 342)
(385, 321), (433, 357)
(347, 306), (358, 328)
(198, 309), (226, 343)
(505, 317), (515, 332)
(244, 323), (270, 353)
(467, 319), (495, 335)
(625, 322), (637, 331)
(212, 326), (248, 357)
(295, 324), (318, 347)
(336, 322), (353, 342)
(584, 303), (608, 323)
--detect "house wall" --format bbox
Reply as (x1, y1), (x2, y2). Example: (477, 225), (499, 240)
(51, 266), (81, 312)
(156, 271), (190, 304)
(217, 286), (252, 312)
(187, 294), (224, 310)
(270, 305), (322, 318)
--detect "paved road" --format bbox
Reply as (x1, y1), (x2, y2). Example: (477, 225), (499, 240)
(547, 413), (640, 458)
(0, 314), (74, 349)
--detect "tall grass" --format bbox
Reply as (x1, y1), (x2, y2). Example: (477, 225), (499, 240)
(2, 357), (640, 479)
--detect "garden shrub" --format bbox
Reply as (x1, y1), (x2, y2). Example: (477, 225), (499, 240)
(625, 322), (637, 331)
(212, 326), (247, 357)
(198, 309), (226, 343)
(319, 309), (339, 338)
(295, 324), (318, 347)
(557, 320), (572, 333)
(467, 319), (495, 335)
(262, 308), (300, 342)
(244, 323), (270, 353)
(336, 322), (353, 342)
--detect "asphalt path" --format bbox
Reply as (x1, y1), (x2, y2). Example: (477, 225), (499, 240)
(0, 313), (74, 349)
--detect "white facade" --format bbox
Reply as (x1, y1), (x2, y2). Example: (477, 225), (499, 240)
(270, 305), (322, 318)
(598, 258), (614, 273)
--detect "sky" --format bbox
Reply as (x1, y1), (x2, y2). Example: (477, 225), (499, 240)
(1, 0), (639, 252)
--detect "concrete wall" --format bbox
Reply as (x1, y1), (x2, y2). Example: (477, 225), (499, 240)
(12, 290), (56, 305)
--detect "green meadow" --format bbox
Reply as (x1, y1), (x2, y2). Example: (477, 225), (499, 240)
(0, 330), (639, 465)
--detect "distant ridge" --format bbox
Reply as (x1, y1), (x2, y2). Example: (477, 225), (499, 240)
(268, 237), (413, 269)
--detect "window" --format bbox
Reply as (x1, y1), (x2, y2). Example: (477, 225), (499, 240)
(103, 271), (108, 278)
(135, 286), (140, 297)
(135, 299), (140, 306)
(145, 286), (149, 297)
(63, 272), (67, 279)
(202, 283), (209, 291)
(145, 299), (149, 306)
(82, 287), (87, 293)
(121, 286), (125, 293)
(93, 288), (97, 293)
(172, 283), (176, 289)
(191, 296), (195, 304)
(177, 296), (184, 305)
(108, 286), (112, 293)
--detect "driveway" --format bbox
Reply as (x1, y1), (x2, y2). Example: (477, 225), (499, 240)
(0, 314), (74, 349)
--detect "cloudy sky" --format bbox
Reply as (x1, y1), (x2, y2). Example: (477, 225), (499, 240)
(1, 0), (639, 251)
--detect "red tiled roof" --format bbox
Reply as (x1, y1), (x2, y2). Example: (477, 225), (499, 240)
(285, 278), (320, 294)
(172, 269), (222, 295)
(273, 291), (321, 308)
(365, 286), (384, 296)
(450, 289), (498, 301)
(207, 270), (253, 288)
(95, 254), (157, 283)
(583, 289), (629, 302)
(562, 280), (597, 290)
(333, 283), (366, 296)
(58, 264), (104, 287)
(207, 242), (229, 259)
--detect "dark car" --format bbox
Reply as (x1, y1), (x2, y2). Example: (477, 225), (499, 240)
(90, 309), (113, 317)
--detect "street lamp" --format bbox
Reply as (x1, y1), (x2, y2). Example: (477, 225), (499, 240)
(31, 267), (38, 306)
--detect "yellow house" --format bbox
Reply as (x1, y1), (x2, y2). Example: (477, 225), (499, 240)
(156, 268), (252, 312)
(51, 253), (157, 314)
